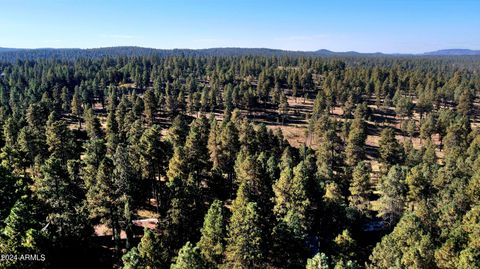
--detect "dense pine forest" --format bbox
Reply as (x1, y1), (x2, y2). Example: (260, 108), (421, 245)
(0, 51), (480, 269)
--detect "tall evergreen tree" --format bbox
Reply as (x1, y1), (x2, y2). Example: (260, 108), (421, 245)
(71, 87), (83, 128)
(197, 200), (226, 266)
(184, 116), (211, 178)
(171, 241), (207, 269)
(167, 114), (189, 148)
(84, 108), (103, 139)
(378, 127), (404, 167)
(272, 161), (311, 267)
(46, 112), (76, 163)
(138, 125), (165, 211)
(35, 157), (90, 243)
(225, 201), (265, 269)
(348, 161), (372, 216)
(316, 129), (343, 182)
(369, 213), (435, 269)
(122, 228), (164, 269)
(306, 253), (330, 269)
(86, 157), (123, 254)
(377, 165), (408, 226)
(143, 88), (157, 125)
(345, 106), (367, 167)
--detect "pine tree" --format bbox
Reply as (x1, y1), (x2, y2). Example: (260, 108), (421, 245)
(46, 112), (76, 164)
(105, 109), (119, 153)
(138, 125), (165, 211)
(197, 200), (226, 266)
(116, 95), (129, 136)
(378, 127), (404, 167)
(121, 247), (142, 269)
(61, 86), (71, 113)
(306, 252), (329, 269)
(278, 91), (289, 125)
(316, 129), (343, 181)
(0, 197), (44, 268)
(167, 114), (189, 148)
(184, 116), (211, 177)
(208, 119), (221, 169)
(71, 87), (83, 128)
(143, 88), (156, 125)
(456, 206), (480, 269)
(113, 143), (138, 249)
(420, 113), (436, 142)
(165, 85), (179, 118)
(422, 139), (437, 165)
(123, 228), (164, 269)
(369, 213), (434, 269)
(345, 107), (367, 167)
(405, 164), (432, 205)
(0, 165), (22, 224)
(35, 157), (89, 240)
(81, 138), (107, 189)
(272, 161), (311, 266)
(279, 147), (294, 171)
(200, 86), (209, 112)
(273, 161), (311, 233)
(233, 153), (272, 215)
(238, 119), (257, 154)
(17, 126), (40, 164)
(225, 201), (265, 269)
(457, 89), (473, 117)
(208, 86), (217, 112)
(333, 229), (357, 261)
(136, 229), (161, 269)
(377, 165), (408, 226)
(218, 121), (240, 179)
(84, 108), (103, 139)
(167, 145), (189, 183)
(348, 161), (372, 216)
(86, 157), (123, 254)
(171, 241), (207, 269)
(23, 103), (49, 161)
(443, 117), (470, 155)
(394, 92), (414, 119)
(163, 173), (205, 263)
(133, 96), (144, 118)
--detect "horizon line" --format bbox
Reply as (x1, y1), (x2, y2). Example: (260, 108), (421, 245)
(1, 46), (479, 55)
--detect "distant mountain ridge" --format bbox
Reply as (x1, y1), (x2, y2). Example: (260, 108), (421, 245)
(423, 49), (480, 56)
(0, 46), (479, 61)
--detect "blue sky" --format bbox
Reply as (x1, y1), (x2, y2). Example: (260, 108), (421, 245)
(0, 0), (479, 53)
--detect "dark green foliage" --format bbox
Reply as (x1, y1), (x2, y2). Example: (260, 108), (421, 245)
(377, 165), (408, 226)
(369, 213), (435, 269)
(171, 241), (208, 269)
(0, 52), (479, 269)
(0, 165), (22, 223)
(35, 157), (90, 240)
(46, 113), (76, 163)
(306, 252), (329, 269)
(378, 128), (404, 167)
(197, 200), (226, 266)
(0, 197), (47, 268)
(271, 161), (311, 267)
(345, 106), (367, 167)
(122, 228), (164, 269)
(184, 116), (211, 177)
(348, 161), (372, 216)
(225, 201), (265, 269)
(167, 114), (190, 148)
(162, 172), (205, 262)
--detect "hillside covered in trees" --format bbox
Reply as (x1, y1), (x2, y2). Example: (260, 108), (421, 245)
(0, 52), (479, 269)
